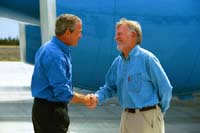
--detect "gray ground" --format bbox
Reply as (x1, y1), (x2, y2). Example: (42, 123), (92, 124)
(0, 62), (199, 133)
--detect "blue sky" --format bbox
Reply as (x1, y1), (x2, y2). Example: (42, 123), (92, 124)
(0, 19), (19, 39)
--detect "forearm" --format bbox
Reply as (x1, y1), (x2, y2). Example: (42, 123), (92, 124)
(95, 85), (116, 104)
(160, 87), (172, 113)
(70, 92), (87, 104)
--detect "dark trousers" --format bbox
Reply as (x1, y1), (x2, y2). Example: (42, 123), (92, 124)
(32, 98), (70, 133)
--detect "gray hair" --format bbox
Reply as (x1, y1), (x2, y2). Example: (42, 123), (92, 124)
(55, 14), (82, 36)
(116, 18), (142, 44)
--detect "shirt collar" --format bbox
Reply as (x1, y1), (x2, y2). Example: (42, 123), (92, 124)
(51, 36), (71, 53)
(120, 45), (140, 60)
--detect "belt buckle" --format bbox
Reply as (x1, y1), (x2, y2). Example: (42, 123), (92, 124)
(125, 108), (136, 113)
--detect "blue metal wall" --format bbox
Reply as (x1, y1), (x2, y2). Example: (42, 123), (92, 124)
(25, 25), (41, 64)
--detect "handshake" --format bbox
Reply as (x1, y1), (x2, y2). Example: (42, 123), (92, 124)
(84, 94), (98, 109)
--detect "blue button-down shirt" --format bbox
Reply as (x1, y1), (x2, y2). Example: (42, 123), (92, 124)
(95, 45), (172, 113)
(31, 36), (74, 103)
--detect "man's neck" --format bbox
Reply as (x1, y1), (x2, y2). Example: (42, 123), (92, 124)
(123, 44), (136, 58)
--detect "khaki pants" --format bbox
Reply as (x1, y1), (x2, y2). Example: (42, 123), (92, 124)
(120, 105), (164, 133)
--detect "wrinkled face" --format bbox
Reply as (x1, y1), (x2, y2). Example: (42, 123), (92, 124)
(67, 22), (82, 46)
(115, 24), (133, 52)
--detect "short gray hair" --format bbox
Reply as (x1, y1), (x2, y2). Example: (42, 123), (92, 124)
(55, 14), (82, 36)
(116, 18), (142, 44)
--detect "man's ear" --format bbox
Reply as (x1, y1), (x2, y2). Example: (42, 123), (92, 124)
(65, 30), (71, 36)
(131, 31), (137, 38)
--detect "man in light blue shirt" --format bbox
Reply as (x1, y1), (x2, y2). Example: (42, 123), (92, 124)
(91, 18), (172, 133)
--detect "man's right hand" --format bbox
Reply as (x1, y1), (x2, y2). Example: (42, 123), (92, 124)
(84, 94), (98, 109)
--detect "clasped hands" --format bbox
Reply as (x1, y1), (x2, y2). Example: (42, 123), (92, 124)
(84, 94), (98, 109)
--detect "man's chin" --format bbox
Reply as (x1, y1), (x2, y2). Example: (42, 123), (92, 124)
(117, 46), (123, 52)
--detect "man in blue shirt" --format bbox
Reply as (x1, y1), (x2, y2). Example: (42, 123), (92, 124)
(31, 14), (93, 133)
(90, 18), (173, 133)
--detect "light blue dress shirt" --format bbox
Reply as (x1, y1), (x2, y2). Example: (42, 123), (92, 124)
(31, 36), (74, 103)
(95, 45), (172, 113)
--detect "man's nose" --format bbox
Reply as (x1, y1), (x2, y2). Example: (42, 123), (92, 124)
(79, 33), (82, 38)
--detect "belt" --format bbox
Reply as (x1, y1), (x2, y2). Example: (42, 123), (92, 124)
(125, 105), (158, 113)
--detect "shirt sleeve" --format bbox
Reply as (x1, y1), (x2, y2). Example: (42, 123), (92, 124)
(95, 61), (117, 104)
(147, 56), (173, 113)
(43, 53), (74, 103)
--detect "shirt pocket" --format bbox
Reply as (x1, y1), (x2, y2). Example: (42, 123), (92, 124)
(128, 73), (143, 93)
